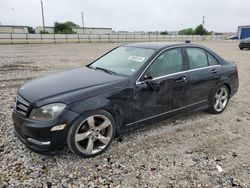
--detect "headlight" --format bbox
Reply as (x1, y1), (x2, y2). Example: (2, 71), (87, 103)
(29, 103), (66, 121)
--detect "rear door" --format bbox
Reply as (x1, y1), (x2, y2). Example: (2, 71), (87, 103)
(184, 47), (221, 106)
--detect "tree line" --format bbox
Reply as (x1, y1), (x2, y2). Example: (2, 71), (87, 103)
(29, 21), (212, 35)
(178, 24), (212, 35)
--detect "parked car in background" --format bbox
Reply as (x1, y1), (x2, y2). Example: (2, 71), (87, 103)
(239, 37), (250, 50)
(229, 35), (238, 40)
(12, 42), (239, 158)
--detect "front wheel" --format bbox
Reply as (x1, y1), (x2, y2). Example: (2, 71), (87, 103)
(208, 85), (230, 114)
(67, 110), (116, 158)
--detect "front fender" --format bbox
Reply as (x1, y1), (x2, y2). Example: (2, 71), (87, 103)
(67, 87), (134, 134)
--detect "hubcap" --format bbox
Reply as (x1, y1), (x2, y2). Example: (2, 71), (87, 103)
(75, 115), (113, 155)
(214, 87), (228, 112)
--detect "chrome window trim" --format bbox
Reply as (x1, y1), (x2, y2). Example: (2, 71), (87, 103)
(126, 100), (207, 126)
(152, 70), (188, 81)
(136, 65), (221, 85)
(135, 45), (222, 85)
(188, 64), (221, 72)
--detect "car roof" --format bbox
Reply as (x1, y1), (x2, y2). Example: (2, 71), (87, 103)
(123, 42), (223, 61)
(124, 42), (189, 50)
(123, 42), (203, 50)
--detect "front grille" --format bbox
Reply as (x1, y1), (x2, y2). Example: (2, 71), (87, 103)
(15, 95), (30, 116)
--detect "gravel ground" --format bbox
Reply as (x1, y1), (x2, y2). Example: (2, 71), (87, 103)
(0, 41), (250, 187)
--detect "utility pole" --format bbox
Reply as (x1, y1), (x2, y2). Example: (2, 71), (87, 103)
(40, 0), (45, 32)
(202, 16), (205, 27)
(81, 12), (84, 34)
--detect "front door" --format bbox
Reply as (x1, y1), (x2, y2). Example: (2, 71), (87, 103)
(133, 48), (188, 123)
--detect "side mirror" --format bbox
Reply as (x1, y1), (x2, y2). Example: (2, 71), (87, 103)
(143, 74), (153, 81)
(143, 74), (160, 92)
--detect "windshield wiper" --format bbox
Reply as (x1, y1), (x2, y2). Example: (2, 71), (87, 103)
(94, 67), (118, 76)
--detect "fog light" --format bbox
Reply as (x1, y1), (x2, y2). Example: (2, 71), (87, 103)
(50, 124), (67, 131)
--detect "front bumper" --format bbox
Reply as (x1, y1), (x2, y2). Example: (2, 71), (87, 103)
(239, 42), (250, 48)
(12, 109), (79, 152)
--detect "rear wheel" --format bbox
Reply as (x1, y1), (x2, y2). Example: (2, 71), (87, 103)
(67, 110), (116, 158)
(240, 47), (244, 50)
(208, 85), (229, 114)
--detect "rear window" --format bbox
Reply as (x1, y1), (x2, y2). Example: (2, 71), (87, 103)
(207, 53), (219, 66)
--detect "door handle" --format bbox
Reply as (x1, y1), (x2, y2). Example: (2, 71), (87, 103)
(175, 76), (187, 83)
(210, 69), (218, 74)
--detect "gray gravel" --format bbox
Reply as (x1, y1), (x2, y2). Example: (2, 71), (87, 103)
(0, 42), (250, 187)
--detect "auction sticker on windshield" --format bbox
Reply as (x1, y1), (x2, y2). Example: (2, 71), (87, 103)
(128, 56), (145, 62)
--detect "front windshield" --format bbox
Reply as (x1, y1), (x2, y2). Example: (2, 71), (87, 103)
(89, 46), (156, 76)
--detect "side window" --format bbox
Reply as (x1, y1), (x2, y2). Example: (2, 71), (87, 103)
(148, 48), (183, 78)
(186, 48), (208, 69)
(207, 52), (219, 66)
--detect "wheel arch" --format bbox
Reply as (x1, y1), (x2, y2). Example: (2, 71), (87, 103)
(103, 108), (122, 136)
(208, 81), (231, 102)
(223, 82), (231, 96)
(67, 97), (124, 136)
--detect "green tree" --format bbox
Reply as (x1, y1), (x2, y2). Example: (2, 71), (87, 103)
(178, 28), (194, 35)
(160, 31), (169, 35)
(28, 27), (35, 33)
(178, 25), (211, 35)
(54, 22), (76, 34)
(40, 30), (49, 34)
(194, 24), (210, 35)
(65, 21), (80, 28)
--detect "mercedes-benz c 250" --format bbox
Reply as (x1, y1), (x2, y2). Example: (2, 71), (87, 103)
(12, 42), (239, 158)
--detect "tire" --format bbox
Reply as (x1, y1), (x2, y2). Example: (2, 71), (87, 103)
(208, 84), (230, 114)
(67, 110), (116, 158)
(240, 47), (243, 50)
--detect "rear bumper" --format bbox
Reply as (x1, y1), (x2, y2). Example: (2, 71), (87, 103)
(12, 109), (79, 152)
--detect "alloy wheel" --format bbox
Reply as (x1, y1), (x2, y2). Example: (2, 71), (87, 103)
(213, 87), (229, 112)
(74, 115), (113, 155)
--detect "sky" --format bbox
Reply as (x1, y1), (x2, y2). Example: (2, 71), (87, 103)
(0, 0), (249, 32)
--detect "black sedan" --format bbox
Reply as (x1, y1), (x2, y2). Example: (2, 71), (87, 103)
(239, 37), (250, 50)
(12, 42), (239, 158)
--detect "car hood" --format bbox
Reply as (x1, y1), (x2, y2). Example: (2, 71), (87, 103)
(242, 38), (250, 43)
(18, 67), (128, 107)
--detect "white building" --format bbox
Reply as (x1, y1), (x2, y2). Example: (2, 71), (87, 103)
(34, 26), (112, 34)
(0, 25), (29, 34)
(35, 26), (54, 34)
